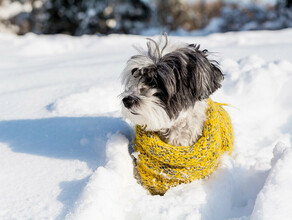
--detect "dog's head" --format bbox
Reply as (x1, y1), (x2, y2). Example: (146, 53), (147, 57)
(121, 35), (223, 131)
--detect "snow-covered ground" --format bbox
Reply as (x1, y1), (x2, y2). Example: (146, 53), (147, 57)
(0, 29), (292, 220)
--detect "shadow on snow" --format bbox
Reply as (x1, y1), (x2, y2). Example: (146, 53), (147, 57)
(0, 116), (133, 169)
(0, 116), (133, 218)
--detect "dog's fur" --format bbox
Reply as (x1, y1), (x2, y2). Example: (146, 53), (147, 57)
(121, 34), (223, 146)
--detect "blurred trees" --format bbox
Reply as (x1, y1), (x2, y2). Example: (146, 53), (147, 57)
(156, 0), (222, 31)
(284, 0), (292, 8)
(3, 0), (151, 35)
(36, 0), (151, 35)
(0, 0), (292, 35)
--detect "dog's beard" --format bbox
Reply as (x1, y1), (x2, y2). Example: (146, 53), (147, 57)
(121, 92), (208, 146)
(121, 94), (172, 131)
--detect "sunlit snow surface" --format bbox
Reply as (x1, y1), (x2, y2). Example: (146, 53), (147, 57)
(0, 29), (292, 220)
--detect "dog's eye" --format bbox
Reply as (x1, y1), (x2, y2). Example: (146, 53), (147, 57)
(139, 87), (147, 94)
(145, 76), (154, 85)
(153, 92), (164, 101)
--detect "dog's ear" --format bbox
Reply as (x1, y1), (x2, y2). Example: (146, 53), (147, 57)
(187, 48), (224, 100)
(197, 62), (224, 100)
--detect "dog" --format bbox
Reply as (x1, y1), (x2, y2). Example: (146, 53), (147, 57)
(119, 34), (233, 195)
(120, 34), (224, 147)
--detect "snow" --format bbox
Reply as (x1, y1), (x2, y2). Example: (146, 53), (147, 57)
(0, 28), (292, 219)
(0, 143), (92, 219)
(250, 143), (292, 220)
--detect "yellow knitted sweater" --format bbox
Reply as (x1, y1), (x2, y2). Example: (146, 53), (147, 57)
(134, 99), (233, 195)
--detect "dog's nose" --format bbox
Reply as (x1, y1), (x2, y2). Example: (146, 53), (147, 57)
(122, 96), (135, 109)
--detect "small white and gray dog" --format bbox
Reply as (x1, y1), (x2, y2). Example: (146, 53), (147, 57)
(121, 34), (223, 146)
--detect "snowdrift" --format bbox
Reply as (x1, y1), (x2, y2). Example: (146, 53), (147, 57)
(0, 29), (292, 219)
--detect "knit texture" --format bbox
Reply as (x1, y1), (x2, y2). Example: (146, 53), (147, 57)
(134, 99), (233, 195)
